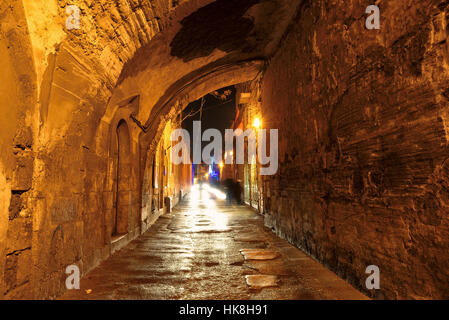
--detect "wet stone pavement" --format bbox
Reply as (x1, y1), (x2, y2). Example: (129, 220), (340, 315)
(61, 185), (368, 300)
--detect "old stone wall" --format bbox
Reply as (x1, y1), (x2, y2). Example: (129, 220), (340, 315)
(261, 0), (449, 299)
(235, 81), (263, 211)
(6, 0), (449, 300)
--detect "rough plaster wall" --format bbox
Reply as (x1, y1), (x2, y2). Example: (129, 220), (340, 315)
(262, 0), (449, 299)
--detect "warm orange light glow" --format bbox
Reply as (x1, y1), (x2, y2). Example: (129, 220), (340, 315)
(219, 162), (224, 169)
(253, 117), (261, 129)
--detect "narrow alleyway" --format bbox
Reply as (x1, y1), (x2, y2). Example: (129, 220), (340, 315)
(61, 185), (367, 300)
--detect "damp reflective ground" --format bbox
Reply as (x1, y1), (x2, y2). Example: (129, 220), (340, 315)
(60, 185), (368, 300)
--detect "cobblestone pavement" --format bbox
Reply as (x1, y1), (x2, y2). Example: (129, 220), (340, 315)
(60, 185), (368, 300)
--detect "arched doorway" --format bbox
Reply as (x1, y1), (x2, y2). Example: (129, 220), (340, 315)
(113, 120), (131, 236)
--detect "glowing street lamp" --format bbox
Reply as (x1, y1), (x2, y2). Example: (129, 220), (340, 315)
(253, 117), (261, 129)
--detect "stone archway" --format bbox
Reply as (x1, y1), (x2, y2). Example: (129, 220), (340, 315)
(0, 0), (37, 299)
(0, 0), (303, 299)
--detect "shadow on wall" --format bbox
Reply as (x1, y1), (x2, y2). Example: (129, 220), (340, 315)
(170, 0), (261, 61)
